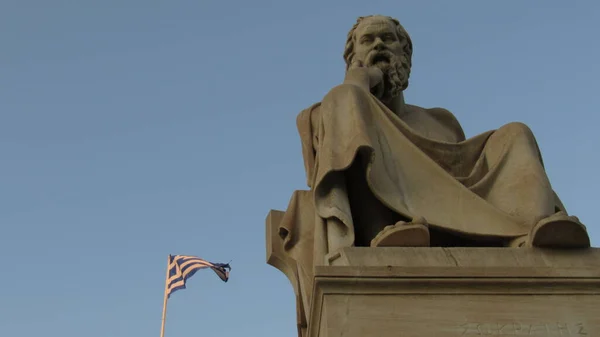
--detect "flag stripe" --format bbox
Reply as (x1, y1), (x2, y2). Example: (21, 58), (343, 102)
(168, 260), (210, 283)
(167, 262), (211, 285)
(166, 254), (230, 298)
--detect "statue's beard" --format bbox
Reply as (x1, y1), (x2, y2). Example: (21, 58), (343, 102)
(366, 50), (410, 102)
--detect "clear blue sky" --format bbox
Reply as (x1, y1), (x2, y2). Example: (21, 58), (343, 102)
(2, 1), (599, 336)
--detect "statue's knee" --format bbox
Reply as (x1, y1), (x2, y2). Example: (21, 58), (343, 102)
(498, 122), (535, 140)
(503, 122), (532, 133)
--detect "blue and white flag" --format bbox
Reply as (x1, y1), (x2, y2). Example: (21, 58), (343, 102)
(166, 255), (231, 298)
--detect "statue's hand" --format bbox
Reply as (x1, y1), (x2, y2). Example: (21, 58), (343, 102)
(344, 61), (384, 98)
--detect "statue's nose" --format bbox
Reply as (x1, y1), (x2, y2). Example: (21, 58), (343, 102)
(373, 40), (385, 51)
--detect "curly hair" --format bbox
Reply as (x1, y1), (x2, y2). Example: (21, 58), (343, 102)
(343, 15), (413, 70)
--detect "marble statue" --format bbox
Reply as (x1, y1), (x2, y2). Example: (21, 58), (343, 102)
(267, 15), (593, 335)
(282, 14), (590, 251)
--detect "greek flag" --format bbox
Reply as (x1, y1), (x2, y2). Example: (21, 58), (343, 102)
(166, 255), (231, 298)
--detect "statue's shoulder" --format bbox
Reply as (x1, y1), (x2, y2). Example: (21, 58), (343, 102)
(297, 102), (322, 119)
(414, 105), (466, 142)
(297, 102), (322, 133)
(296, 102), (322, 187)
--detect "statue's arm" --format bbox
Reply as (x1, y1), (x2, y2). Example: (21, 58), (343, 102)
(428, 107), (467, 142)
(296, 103), (322, 188)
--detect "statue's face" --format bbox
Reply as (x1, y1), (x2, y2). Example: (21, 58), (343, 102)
(351, 16), (411, 99)
(352, 17), (405, 68)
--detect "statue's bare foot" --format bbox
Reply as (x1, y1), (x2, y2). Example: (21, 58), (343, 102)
(370, 216), (430, 247)
(527, 211), (590, 248)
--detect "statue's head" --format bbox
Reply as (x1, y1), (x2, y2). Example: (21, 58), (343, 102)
(344, 15), (413, 99)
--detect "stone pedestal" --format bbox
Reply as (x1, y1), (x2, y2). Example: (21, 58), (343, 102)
(311, 247), (600, 337)
(266, 210), (600, 337)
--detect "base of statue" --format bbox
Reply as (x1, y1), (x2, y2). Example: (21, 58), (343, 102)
(309, 247), (600, 337)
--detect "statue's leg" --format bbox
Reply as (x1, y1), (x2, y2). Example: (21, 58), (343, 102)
(325, 217), (350, 253)
(344, 154), (414, 246)
(316, 84), (428, 248)
(346, 153), (430, 247)
(318, 172), (355, 253)
(473, 122), (589, 248)
(472, 122), (556, 225)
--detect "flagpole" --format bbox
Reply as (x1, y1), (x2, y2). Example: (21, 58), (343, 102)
(160, 255), (170, 337)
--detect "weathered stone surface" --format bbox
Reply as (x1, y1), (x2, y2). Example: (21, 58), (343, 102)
(265, 13), (597, 337)
(276, 14), (590, 267)
(311, 248), (600, 337)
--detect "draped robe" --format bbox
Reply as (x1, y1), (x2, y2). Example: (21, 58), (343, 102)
(276, 84), (567, 327)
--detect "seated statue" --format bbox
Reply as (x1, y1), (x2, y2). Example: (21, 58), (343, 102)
(269, 15), (591, 334)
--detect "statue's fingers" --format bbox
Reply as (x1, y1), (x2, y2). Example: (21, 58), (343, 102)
(367, 66), (383, 79)
(367, 67), (384, 89)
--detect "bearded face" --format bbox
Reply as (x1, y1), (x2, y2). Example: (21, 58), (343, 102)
(346, 16), (412, 102)
(364, 47), (411, 102)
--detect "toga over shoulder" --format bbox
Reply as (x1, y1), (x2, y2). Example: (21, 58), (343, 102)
(296, 101), (467, 188)
(424, 107), (466, 142)
(296, 102), (321, 188)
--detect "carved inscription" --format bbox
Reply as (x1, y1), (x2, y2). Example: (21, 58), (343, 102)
(459, 322), (588, 336)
